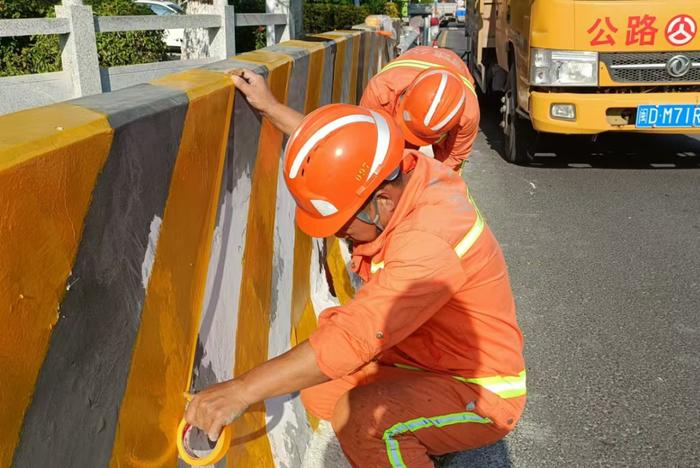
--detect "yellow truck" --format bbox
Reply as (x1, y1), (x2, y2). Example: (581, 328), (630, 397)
(465, 0), (700, 163)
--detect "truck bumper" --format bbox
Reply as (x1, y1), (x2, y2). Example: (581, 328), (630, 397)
(529, 91), (700, 135)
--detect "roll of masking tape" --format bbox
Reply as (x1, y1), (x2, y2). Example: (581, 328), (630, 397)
(177, 419), (232, 466)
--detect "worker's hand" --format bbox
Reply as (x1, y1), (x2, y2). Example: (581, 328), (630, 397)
(231, 69), (279, 115)
(184, 380), (250, 441)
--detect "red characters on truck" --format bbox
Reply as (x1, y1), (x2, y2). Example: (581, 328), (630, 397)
(587, 13), (697, 47)
(587, 17), (618, 46)
(626, 15), (658, 46)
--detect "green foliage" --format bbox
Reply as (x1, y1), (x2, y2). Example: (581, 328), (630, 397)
(87, 0), (168, 67)
(303, 3), (370, 34)
(254, 26), (266, 50)
(0, 1), (60, 76)
(384, 1), (400, 18)
(0, 0), (167, 76)
(229, 0), (266, 52)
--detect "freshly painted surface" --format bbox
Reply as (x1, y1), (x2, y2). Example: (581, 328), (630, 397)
(0, 104), (112, 467)
(109, 70), (233, 467)
(13, 85), (188, 467)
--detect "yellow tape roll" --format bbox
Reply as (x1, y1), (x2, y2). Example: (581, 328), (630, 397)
(176, 419), (232, 466)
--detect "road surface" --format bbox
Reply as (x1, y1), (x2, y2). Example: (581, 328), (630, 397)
(304, 26), (700, 468)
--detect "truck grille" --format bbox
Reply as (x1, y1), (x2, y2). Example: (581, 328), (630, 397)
(601, 52), (700, 83)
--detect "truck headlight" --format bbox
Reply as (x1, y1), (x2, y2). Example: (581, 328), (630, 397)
(531, 49), (598, 86)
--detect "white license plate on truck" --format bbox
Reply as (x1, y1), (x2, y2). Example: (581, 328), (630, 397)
(636, 104), (700, 128)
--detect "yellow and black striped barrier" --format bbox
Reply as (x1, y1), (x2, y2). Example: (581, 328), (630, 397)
(0, 30), (390, 468)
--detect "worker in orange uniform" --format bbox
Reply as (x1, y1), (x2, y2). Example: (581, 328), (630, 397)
(231, 45), (479, 171)
(361, 46), (480, 171)
(184, 104), (526, 467)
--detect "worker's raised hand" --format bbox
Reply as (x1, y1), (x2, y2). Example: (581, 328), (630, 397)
(184, 380), (250, 441)
(230, 69), (279, 115)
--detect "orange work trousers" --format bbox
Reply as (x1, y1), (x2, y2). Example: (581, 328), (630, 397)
(301, 363), (525, 468)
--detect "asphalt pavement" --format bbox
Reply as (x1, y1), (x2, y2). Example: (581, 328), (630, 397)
(446, 74), (700, 468)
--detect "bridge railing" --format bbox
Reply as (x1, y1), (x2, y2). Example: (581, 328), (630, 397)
(0, 0), (289, 115)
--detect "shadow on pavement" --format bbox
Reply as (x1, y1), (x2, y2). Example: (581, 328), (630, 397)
(439, 440), (513, 468)
(478, 97), (700, 170)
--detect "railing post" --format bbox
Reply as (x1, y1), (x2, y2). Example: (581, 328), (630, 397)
(210, 0), (236, 59)
(266, 0), (291, 46)
(55, 0), (101, 96)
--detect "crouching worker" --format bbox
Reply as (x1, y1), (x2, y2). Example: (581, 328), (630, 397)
(184, 104), (526, 467)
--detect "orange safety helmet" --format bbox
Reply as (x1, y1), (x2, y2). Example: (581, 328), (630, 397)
(284, 103), (405, 238)
(396, 68), (467, 147)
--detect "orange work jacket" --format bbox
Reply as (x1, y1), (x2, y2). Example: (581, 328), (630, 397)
(360, 47), (480, 171)
(309, 151), (526, 400)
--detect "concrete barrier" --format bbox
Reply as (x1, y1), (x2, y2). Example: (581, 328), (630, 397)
(0, 30), (392, 467)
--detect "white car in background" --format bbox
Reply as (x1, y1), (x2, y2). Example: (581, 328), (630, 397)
(134, 0), (185, 51)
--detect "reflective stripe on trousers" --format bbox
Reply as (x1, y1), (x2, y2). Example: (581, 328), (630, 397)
(370, 190), (484, 274)
(383, 412), (491, 468)
(380, 59), (477, 97)
(394, 363), (527, 400)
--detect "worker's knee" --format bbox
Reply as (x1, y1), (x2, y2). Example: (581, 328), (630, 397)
(331, 384), (384, 442)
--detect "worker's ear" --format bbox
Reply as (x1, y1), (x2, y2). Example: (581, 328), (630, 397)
(375, 191), (397, 214)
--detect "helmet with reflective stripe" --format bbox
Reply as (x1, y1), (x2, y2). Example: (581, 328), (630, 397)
(284, 103), (405, 238)
(396, 68), (466, 147)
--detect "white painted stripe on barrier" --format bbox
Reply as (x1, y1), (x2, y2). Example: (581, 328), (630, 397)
(266, 147), (312, 467)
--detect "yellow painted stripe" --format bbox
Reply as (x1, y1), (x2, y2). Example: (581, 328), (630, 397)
(361, 32), (372, 91)
(109, 70), (234, 467)
(289, 227), (319, 432)
(348, 33), (361, 104)
(369, 32), (380, 79)
(290, 226), (314, 343)
(0, 104), (112, 468)
(314, 34), (348, 103)
(226, 52), (293, 467)
(292, 299), (320, 432)
(324, 31), (363, 104)
(325, 237), (354, 305)
(280, 40), (327, 112)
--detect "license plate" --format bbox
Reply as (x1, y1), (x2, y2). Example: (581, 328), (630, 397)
(636, 104), (700, 128)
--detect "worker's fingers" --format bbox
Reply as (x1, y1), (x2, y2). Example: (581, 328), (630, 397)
(184, 395), (199, 425)
(183, 392), (194, 402)
(208, 420), (224, 442)
(231, 75), (253, 95)
(241, 69), (263, 85)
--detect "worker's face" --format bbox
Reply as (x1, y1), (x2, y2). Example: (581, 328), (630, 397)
(336, 196), (382, 244)
(336, 217), (380, 244)
(335, 184), (402, 244)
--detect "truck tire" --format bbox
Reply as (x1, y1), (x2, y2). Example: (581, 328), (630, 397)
(502, 65), (535, 164)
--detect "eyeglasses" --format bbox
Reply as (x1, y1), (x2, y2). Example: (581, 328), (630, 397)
(354, 167), (401, 225)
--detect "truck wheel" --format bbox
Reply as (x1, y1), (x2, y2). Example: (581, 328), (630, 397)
(502, 65), (535, 164)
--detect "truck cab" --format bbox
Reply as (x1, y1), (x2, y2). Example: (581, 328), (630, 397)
(466, 0), (700, 163)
